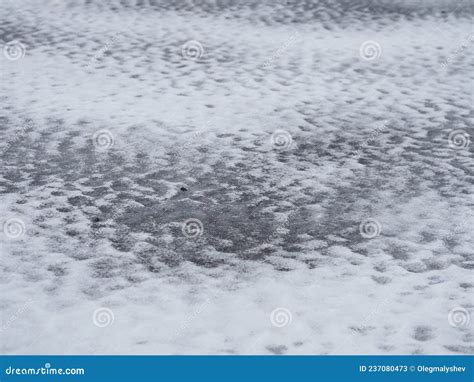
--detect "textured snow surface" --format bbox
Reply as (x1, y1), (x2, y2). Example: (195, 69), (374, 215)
(0, 0), (473, 354)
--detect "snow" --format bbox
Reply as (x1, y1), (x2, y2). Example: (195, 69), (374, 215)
(0, 0), (472, 355)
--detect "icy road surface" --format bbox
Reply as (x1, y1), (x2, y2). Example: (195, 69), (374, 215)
(0, 0), (473, 354)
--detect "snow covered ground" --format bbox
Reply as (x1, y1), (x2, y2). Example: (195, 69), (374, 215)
(0, 0), (473, 354)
